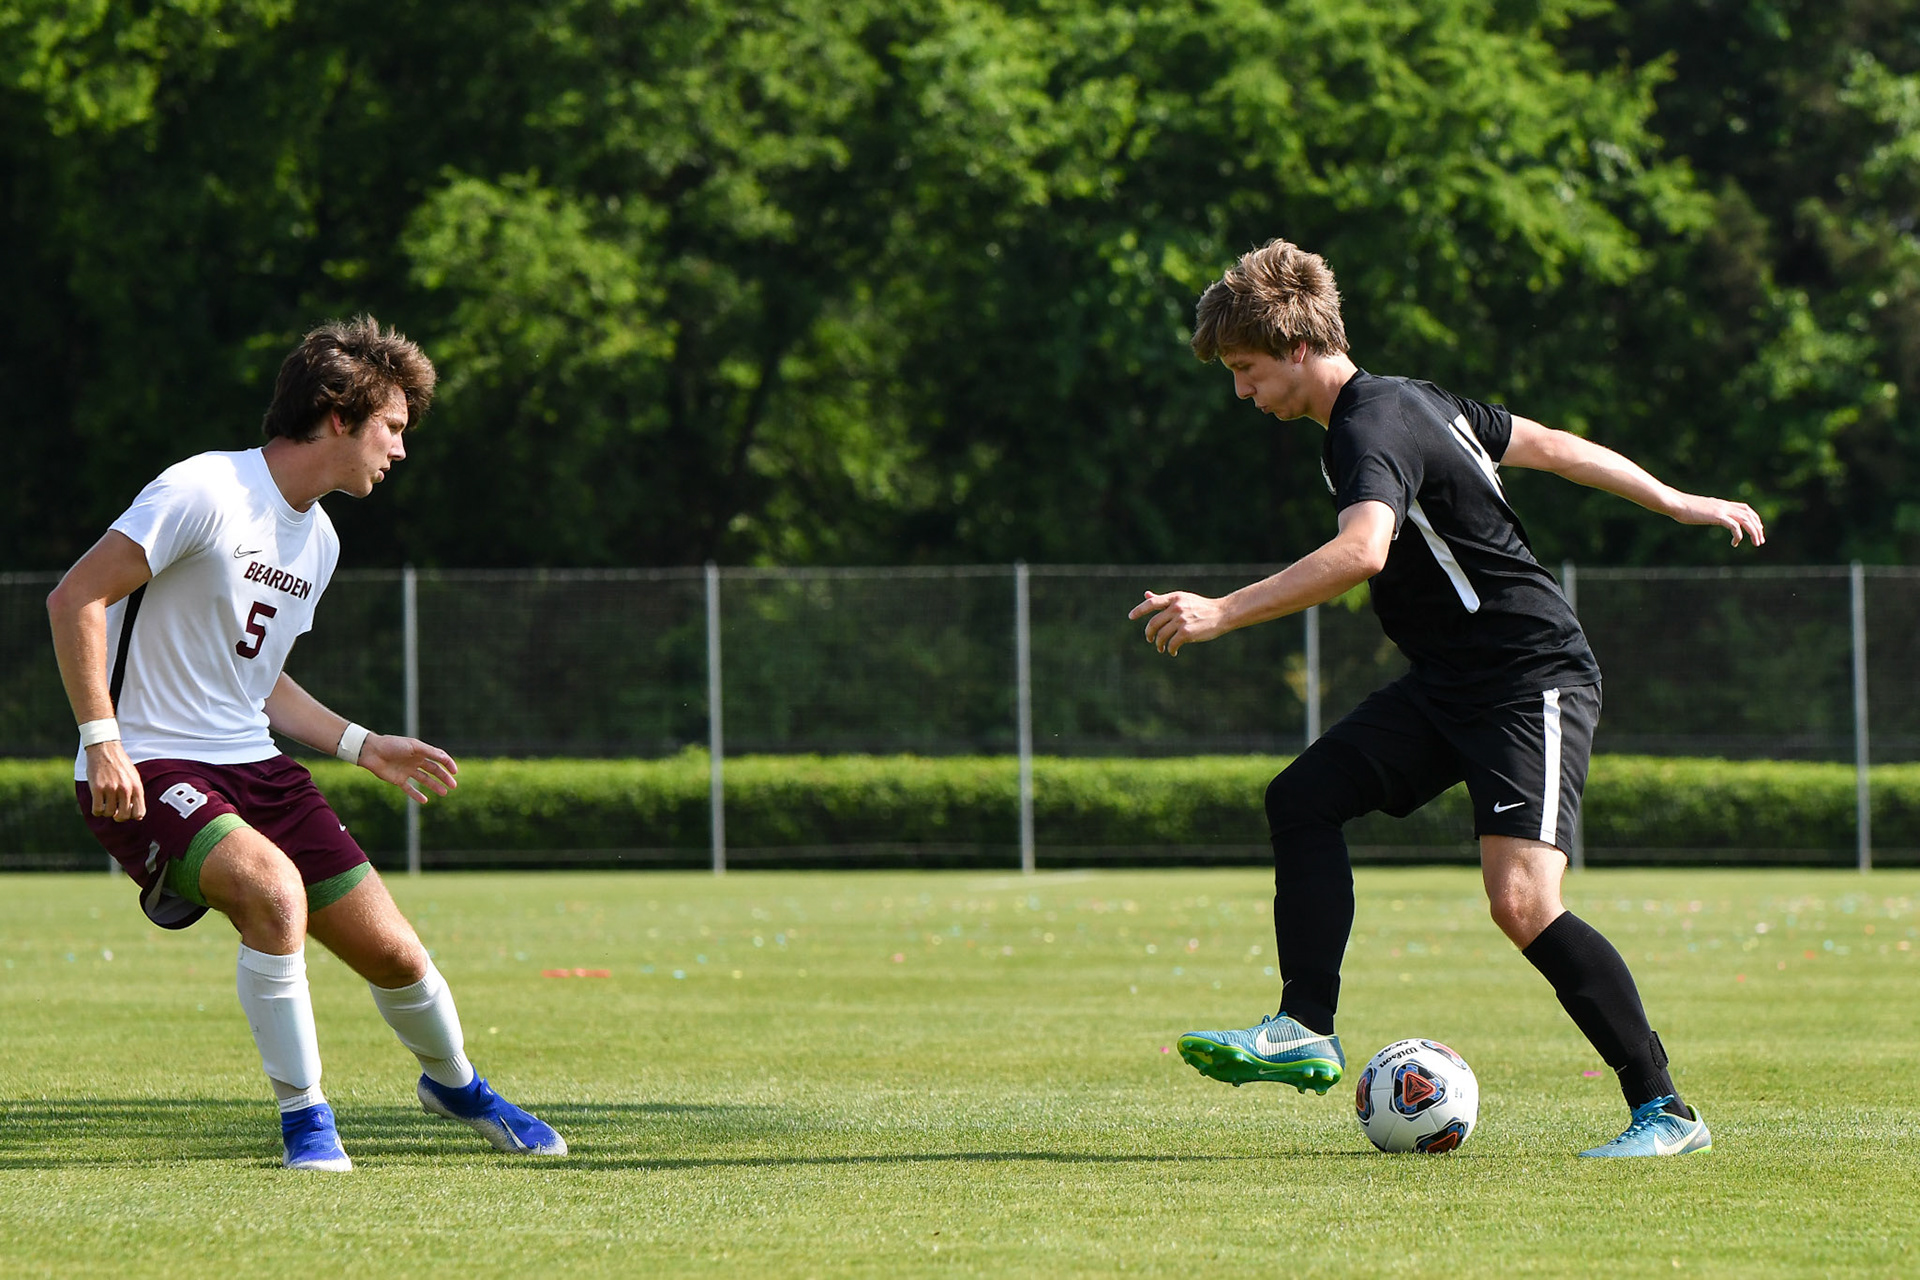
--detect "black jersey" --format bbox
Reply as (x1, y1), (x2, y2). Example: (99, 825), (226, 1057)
(1321, 369), (1600, 699)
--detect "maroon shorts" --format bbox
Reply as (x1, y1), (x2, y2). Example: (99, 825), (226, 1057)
(78, 754), (370, 930)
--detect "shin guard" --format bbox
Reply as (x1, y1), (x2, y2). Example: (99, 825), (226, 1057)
(369, 961), (475, 1089)
(236, 944), (324, 1104)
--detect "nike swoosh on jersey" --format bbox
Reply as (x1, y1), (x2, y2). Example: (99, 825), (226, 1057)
(1492, 800), (1526, 813)
(233, 545), (263, 559)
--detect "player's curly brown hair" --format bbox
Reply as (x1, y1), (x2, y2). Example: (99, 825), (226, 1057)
(1189, 238), (1348, 362)
(261, 315), (436, 440)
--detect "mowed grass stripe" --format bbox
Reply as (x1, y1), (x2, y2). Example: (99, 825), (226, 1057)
(1, 868), (1915, 1277)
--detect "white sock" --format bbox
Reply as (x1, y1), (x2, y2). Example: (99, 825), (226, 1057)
(235, 944), (325, 1111)
(272, 1083), (326, 1114)
(368, 961), (475, 1088)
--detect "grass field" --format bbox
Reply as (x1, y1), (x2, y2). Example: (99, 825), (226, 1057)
(2, 867), (1916, 1277)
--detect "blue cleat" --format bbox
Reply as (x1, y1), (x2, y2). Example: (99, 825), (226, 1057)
(281, 1102), (353, 1171)
(417, 1074), (568, 1155)
(1579, 1096), (1713, 1158)
(1177, 1012), (1345, 1094)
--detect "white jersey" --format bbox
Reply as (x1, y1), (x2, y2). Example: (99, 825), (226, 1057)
(73, 449), (339, 777)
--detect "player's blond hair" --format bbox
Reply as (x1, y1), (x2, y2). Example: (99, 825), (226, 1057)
(1189, 238), (1349, 362)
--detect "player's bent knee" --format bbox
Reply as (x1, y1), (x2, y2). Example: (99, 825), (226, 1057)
(309, 873), (431, 987)
(1264, 765), (1330, 831)
(1265, 741), (1378, 833)
(1487, 893), (1553, 948)
(200, 830), (307, 940)
(1487, 895), (1523, 939)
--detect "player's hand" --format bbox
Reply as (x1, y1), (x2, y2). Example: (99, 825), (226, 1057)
(1667, 493), (1767, 547)
(1128, 590), (1228, 656)
(359, 735), (459, 804)
(85, 740), (146, 822)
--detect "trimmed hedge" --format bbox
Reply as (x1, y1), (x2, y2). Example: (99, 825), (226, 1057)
(5, 752), (1917, 869)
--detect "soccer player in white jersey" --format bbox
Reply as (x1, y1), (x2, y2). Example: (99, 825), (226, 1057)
(1132, 239), (1765, 1157)
(47, 317), (566, 1170)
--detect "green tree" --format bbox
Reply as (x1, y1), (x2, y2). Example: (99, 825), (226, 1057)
(397, 0), (1702, 565)
(4, 0), (1899, 571)
(876, 0), (1698, 563)
(1549, 0), (1920, 563)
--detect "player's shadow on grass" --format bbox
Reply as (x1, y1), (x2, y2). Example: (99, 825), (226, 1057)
(265, 1102), (1241, 1170)
(0, 1097), (767, 1169)
(336, 1099), (774, 1162)
(574, 1150), (1242, 1172)
(0, 1097), (276, 1168)
(0, 1099), (1307, 1170)
(492, 1104), (1250, 1170)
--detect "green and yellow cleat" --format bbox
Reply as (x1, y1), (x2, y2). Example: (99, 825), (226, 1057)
(1177, 1013), (1345, 1094)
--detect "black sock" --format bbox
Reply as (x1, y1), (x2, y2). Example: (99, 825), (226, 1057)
(1267, 740), (1387, 1037)
(1522, 912), (1687, 1116)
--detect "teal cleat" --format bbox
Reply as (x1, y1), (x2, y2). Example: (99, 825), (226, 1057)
(1177, 1013), (1345, 1094)
(1578, 1096), (1713, 1158)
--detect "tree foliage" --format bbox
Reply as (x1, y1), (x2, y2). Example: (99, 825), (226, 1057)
(3, 0), (1914, 568)
(1554, 0), (1920, 562)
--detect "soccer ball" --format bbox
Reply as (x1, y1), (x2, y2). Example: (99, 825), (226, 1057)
(1354, 1038), (1479, 1154)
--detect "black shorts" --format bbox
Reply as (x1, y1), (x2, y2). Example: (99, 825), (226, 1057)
(1322, 675), (1599, 851)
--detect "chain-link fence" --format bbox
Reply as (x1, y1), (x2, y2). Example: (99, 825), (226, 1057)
(6, 564), (1917, 869)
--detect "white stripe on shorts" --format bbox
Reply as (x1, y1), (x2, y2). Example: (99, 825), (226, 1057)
(1538, 688), (1563, 845)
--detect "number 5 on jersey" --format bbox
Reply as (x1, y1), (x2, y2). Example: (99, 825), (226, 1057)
(236, 600), (277, 659)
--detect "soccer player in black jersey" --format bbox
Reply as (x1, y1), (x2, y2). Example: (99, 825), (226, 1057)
(1131, 238), (1764, 1157)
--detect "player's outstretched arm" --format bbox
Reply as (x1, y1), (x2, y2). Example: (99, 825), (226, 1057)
(47, 532), (154, 822)
(1501, 416), (1766, 547)
(265, 673), (458, 804)
(1129, 501), (1394, 655)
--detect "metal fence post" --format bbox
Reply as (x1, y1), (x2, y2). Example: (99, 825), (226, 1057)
(1561, 561), (1584, 872)
(403, 566), (421, 876)
(1015, 562), (1035, 875)
(1303, 605), (1321, 748)
(706, 562), (726, 876)
(1851, 561), (1871, 873)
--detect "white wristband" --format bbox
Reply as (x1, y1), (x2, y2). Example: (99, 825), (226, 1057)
(78, 717), (121, 748)
(336, 722), (371, 764)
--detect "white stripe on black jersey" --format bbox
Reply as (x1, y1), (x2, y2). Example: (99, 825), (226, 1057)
(1443, 413), (1505, 496)
(1322, 370), (1599, 699)
(1405, 500), (1480, 613)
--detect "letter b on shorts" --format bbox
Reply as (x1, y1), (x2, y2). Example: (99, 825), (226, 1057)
(160, 782), (209, 819)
